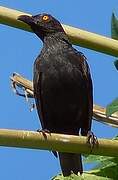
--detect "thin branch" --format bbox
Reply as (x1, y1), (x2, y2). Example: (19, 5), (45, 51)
(0, 128), (118, 157)
(93, 104), (118, 128)
(10, 73), (118, 128)
(0, 6), (118, 57)
(11, 73), (33, 97)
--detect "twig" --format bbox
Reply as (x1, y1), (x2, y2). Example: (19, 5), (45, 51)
(10, 73), (118, 128)
(11, 73), (33, 97)
(93, 104), (118, 128)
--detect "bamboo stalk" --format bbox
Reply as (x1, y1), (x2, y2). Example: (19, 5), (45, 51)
(0, 128), (118, 157)
(10, 73), (118, 128)
(1, 6), (118, 57)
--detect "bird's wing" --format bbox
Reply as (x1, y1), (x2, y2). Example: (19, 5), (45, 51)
(78, 52), (93, 135)
(33, 56), (58, 158)
(33, 56), (45, 129)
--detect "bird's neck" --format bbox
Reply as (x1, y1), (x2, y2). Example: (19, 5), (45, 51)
(43, 32), (71, 48)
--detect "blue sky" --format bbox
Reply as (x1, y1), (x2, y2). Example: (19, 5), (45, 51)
(0, 1), (118, 179)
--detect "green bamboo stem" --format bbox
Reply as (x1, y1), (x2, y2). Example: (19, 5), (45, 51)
(0, 6), (118, 57)
(0, 128), (117, 157)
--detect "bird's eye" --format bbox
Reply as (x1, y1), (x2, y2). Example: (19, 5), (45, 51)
(42, 15), (49, 21)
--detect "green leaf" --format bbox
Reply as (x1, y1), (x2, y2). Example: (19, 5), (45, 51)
(52, 174), (82, 180)
(89, 158), (118, 180)
(111, 12), (118, 40)
(52, 173), (112, 180)
(86, 156), (118, 179)
(111, 14), (118, 70)
(113, 135), (118, 140)
(114, 59), (118, 71)
(84, 155), (113, 164)
(106, 98), (118, 117)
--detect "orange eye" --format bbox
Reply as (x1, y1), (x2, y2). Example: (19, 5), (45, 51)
(42, 15), (49, 21)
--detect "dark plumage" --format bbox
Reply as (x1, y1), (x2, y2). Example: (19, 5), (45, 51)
(18, 14), (93, 176)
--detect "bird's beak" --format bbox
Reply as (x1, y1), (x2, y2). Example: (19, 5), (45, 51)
(17, 15), (34, 25)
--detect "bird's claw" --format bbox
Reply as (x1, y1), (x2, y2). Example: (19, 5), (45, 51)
(86, 131), (98, 152)
(37, 129), (57, 157)
(37, 129), (51, 139)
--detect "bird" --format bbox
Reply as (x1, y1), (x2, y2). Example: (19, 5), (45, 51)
(18, 13), (93, 176)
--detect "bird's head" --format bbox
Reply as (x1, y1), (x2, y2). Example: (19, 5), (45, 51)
(18, 13), (66, 41)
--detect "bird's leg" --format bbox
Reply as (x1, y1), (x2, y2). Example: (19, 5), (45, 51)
(86, 131), (98, 152)
(37, 129), (51, 139)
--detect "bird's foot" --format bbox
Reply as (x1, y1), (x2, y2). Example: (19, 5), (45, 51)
(86, 131), (98, 152)
(37, 129), (57, 157)
(37, 129), (51, 139)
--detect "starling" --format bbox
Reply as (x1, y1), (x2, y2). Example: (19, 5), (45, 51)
(18, 14), (93, 176)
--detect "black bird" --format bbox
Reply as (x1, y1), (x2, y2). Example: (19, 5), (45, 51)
(18, 14), (93, 176)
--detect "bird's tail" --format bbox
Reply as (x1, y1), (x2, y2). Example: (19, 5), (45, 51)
(58, 152), (83, 176)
